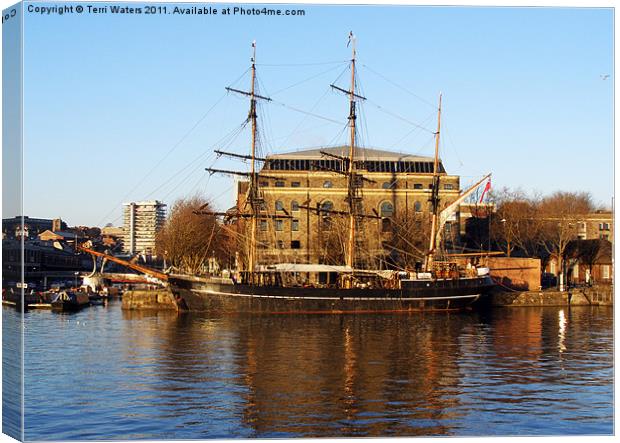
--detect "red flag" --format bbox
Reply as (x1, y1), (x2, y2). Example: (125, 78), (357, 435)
(479, 179), (491, 203)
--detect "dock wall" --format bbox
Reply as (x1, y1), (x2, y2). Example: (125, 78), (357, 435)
(119, 286), (612, 311)
(492, 284), (613, 307)
(121, 289), (178, 310)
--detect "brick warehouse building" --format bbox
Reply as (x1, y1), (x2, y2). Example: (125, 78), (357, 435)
(235, 146), (462, 269)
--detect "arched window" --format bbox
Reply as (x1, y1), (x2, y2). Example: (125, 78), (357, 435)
(414, 201), (422, 212)
(323, 180), (333, 188)
(291, 200), (299, 211)
(275, 200), (284, 211)
(380, 202), (394, 218)
(321, 201), (333, 212)
(382, 181), (395, 189)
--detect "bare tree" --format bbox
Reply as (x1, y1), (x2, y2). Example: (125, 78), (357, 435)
(537, 191), (593, 290)
(317, 214), (347, 265)
(386, 210), (430, 270)
(491, 187), (542, 257)
(155, 195), (225, 275)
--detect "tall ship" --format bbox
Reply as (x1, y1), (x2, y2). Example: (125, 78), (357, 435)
(82, 36), (495, 312)
(161, 36), (494, 312)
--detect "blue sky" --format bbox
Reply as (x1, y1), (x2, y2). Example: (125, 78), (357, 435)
(9, 2), (615, 226)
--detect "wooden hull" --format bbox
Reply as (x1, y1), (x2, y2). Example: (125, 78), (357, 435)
(168, 275), (495, 313)
(51, 300), (90, 311)
(51, 292), (90, 312)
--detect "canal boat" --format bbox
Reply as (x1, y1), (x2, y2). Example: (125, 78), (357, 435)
(88, 292), (105, 305)
(80, 36), (496, 313)
(2, 288), (49, 310)
(51, 291), (90, 312)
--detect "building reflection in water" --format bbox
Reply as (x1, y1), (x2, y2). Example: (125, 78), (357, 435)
(130, 312), (482, 437)
(115, 307), (613, 438)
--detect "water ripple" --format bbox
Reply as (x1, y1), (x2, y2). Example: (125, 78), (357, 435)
(2, 304), (612, 439)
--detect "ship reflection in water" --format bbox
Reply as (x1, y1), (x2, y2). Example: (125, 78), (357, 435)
(13, 303), (613, 439)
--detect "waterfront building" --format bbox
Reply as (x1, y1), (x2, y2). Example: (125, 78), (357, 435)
(2, 216), (66, 240)
(122, 201), (167, 255)
(236, 146), (461, 268)
(38, 230), (85, 242)
(566, 239), (613, 284)
(101, 226), (125, 249)
(576, 210), (614, 242)
(102, 226), (124, 237)
(2, 238), (86, 287)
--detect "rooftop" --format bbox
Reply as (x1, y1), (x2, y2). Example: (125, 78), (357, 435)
(122, 201), (167, 207)
(267, 146), (438, 162)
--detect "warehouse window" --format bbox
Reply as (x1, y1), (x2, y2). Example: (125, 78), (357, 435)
(291, 201), (300, 211)
(291, 181), (301, 187)
(382, 218), (392, 233)
(292, 219), (299, 231)
(275, 220), (283, 231)
(380, 202), (394, 218)
(413, 183), (423, 189)
(323, 180), (333, 188)
(414, 201), (422, 212)
(291, 240), (301, 249)
(275, 181), (285, 187)
(275, 201), (284, 211)
(320, 201), (333, 231)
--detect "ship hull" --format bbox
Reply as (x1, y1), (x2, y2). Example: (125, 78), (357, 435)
(168, 276), (495, 313)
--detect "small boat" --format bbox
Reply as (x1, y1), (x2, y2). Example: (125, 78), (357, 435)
(51, 291), (90, 311)
(88, 293), (104, 305)
(27, 291), (56, 309)
(3, 288), (46, 309)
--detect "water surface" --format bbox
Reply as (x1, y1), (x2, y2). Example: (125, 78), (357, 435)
(4, 301), (613, 439)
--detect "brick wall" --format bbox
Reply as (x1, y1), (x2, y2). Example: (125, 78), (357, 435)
(486, 257), (541, 291)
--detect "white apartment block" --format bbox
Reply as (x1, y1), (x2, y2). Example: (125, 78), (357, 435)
(122, 201), (167, 255)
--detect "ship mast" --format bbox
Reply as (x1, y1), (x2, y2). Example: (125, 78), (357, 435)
(425, 92), (442, 272)
(248, 41), (258, 273)
(218, 42), (271, 273)
(326, 33), (371, 270)
(346, 33), (358, 270)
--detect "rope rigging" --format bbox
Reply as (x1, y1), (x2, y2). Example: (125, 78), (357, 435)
(361, 63), (437, 109)
(96, 92), (228, 226)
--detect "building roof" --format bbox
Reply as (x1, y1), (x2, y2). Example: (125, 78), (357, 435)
(122, 200), (166, 207)
(38, 230), (83, 239)
(2, 216), (55, 224)
(266, 146), (438, 162)
(582, 211), (613, 220)
(102, 226), (124, 236)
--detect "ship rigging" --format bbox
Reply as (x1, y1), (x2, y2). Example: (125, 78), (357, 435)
(82, 34), (496, 312)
